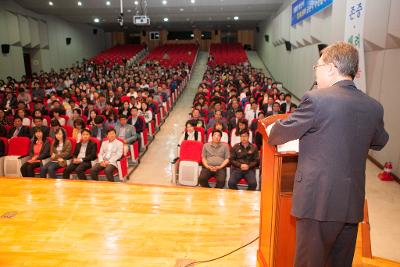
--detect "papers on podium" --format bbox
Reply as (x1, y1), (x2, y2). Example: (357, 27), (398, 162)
(266, 123), (299, 153)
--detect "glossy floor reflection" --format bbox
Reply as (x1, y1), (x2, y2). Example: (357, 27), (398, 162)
(0, 178), (260, 267)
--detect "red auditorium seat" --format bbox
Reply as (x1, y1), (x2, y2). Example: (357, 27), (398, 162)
(171, 140), (203, 186)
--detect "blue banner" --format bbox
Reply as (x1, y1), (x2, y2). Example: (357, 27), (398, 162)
(291, 0), (333, 26)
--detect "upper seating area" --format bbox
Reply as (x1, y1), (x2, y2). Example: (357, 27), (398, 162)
(208, 43), (248, 65)
(90, 44), (145, 65)
(142, 44), (198, 67)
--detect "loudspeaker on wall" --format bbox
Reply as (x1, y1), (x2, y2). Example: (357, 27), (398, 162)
(93, 29), (98, 35)
(264, 35), (269, 42)
(66, 37), (71, 45)
(1, 44), (10, 54)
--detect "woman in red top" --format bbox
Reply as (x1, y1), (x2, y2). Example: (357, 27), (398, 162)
(20, 128), (51, 177)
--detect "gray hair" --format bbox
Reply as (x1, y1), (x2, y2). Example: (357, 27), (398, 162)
(321, 42), (359, 79)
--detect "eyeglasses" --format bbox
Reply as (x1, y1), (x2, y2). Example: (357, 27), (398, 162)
(312, 63), (328, 70)
(312, 63), (337, 70)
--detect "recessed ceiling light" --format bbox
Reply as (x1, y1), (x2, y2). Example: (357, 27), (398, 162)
(134, 1), (139, 5)
(48, 1), (53, 6)
(106, 1), (110, 6)
(227, 17), (231, 20)
(186, 18), (190, 21)
(190, 0), (195, 3)
(77, 1), (82, 6)
(234, 16), (239, 20)
(162, 0), (167, 4)
(127, 9), (131, 12)
(179, 8), (184, 11)
(94, 18), (100, 23)
(163, 17), (169, 22)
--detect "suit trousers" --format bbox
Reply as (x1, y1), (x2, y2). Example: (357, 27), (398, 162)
(90, 163), (117, 182)
(198, 167), (226, 188)
(294, 218), (358, 267)
(228, 168), (257, 190)
(21, 162), (41, 177)
(63, 162), (92, 180)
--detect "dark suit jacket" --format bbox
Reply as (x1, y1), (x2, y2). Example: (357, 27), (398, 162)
(129, 117), (144, 134)
(73, 140), (97, 163)
(280, 102), (297, 113)
(268, 80), (389, 223)
(0, 125), (7, 137)
(0, 139), (5, 157)
(7, 126), (31, 138)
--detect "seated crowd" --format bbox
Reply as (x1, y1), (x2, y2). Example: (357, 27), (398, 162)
(0, 51), (192, 181)
(178, 61), (297, 190)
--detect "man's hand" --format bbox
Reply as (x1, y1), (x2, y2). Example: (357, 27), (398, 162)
(208, 166), (217, 172)
(100, 160), (110, 167)
(240, 164), (249, 171)
(73, 158), (81, 164)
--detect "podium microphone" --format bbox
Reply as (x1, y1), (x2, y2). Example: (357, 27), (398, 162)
(309, 81), (317, 91)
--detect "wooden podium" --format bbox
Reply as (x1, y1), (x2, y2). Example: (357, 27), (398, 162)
(257, 114), (298, 267)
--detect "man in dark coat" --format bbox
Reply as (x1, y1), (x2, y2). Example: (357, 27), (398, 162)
(268, 42), (389, 267)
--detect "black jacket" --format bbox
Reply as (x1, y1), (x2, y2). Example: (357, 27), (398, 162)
(7, 126), (31, 138)
(73, 140), (97, 162)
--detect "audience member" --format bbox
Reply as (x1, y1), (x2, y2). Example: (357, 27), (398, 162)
(63, 129), (97, 180)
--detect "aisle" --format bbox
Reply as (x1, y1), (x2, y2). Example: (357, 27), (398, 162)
(128, 52), (209, 185)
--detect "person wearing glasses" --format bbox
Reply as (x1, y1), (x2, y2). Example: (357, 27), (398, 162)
(268, 42), (389, 267)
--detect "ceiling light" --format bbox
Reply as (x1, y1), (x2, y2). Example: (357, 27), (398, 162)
(77, 1), (82, 6)
(106, 1), (110, 6)
(179, 8), (184, 11)
(190, 0), (195, 3)
(48, 1), (53, 6)
(162, 0), (167, 4)
(134, 1), (139, 5)
(94, 18), (100, 23)
(163, 17), (169, 22)
(234, 16), (239, 20)
(127, 9), (131, 12)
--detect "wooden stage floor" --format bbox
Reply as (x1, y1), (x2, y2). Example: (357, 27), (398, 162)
(1, 177), (399, 267)
(0, 178), (260, 267)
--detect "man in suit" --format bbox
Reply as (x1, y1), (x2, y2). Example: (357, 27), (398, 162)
(63, 129), (97, 180)
(268, 42), (389, 267)
(90, 116), (107, 141)
(90, 128), (124, 182)
(228, 109), (244, 132)
(280, 94), (298, 114)
(7, 117), (31, 138)
(115, 114), (138, 145)
(128, 107), (144, 134)
(30, 116), (50, 139)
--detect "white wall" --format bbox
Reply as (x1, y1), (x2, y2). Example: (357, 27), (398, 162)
(0, 0), (107, 80)
(255, 0), (400, 176)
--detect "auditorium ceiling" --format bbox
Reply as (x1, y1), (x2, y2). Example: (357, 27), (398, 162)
(14, 0), (285, 31)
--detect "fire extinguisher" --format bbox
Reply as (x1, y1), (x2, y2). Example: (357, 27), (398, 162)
(378, 162), (394, 181)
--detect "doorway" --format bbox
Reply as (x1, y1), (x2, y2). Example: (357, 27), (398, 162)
(23, 53), (32, 78)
